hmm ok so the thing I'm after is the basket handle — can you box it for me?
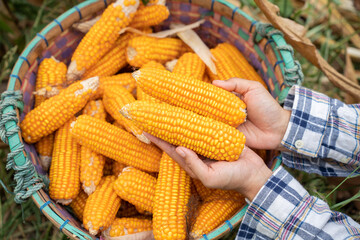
[253,22,304,103]
[0,90,44,204]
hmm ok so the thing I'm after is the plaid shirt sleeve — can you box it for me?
[280,85,360,177]
[236,166,360,240]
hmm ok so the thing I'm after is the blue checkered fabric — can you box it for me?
[236,166,360,239]
[281,86,360,177]
[236,86,360,239]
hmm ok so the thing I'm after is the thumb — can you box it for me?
[176,147,209,180]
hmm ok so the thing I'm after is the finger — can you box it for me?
[143,133,197,177]
[143,132,173,151]
[212,78,261,95]
[176,147,211,182]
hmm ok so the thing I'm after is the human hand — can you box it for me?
[145,133,273,201]
[213,79,291,150]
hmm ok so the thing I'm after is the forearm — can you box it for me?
[236,166,360,239]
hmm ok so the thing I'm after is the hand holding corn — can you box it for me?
[145,131,272,201]
[213,78,291,150]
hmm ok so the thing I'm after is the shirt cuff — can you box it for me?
[281,85,331,158]
[238,166,309,239]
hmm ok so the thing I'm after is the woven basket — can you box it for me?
[1,0,303,239]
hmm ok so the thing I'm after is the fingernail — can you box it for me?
[176,148,186,158]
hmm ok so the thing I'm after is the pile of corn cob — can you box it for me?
[20,0,268,239]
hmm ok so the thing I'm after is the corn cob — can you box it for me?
[121,101,245,161]
[113,121,125,130]
[153,153,191,240]
[216,43,267,88]
[193,179,215,200]
[103,158,114,176]
[49,117,80,205]
[113,167,156,213]
[34,57,67,107]
[165,59,178,72]
[35,134,54,172]
[103,85,149,143]
[117,201,140,218]
[130,5,169,28]
[82,33,131,79]
[132,68,247,127]
[191,197,245,238]
[172,52,205,80]
[34,57,67,171]
[137,61,165,102]
[127,26,153,39]
[194,178,244,202]
[21,77,99,143]
[102,217,153,239]
[91,73,137,100]
[83,176,121,235]
[112,161,127,176]
[80,138,106,195]
[70,115,162,172]
[70,190,88,221]
[67,0,139,81]
[126,36,186,67]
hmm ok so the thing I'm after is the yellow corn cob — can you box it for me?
[193,179,215,200]
[193,179,243,202]
[153,153,191,240]
[82,33,131,79]
[113,121,125,130]
[83,100,107,119]
[216,43,267,88]
[113,167,156,213]
[130,5,169,28]
[83,176,121,235]
[102,217,152,238]
[70,190,88,221]
[91,73,137,100]
[21,77,99,143]
[173,52,205,80]
[126,36,186,67]
[67,0,139,81]
[49,117,80,205]
[80,143,106,195]
[121,101,246,161]
[103,85,149,143]
[207,46,241,81]
[70,115,162,172]
[34,57,67,107]
[112,161,127,176]
[34,57,67,171]
[137,61,165,102]
[191,197,245,238]
[132,68,247,127]
[35,134,54,171]
[103,158,114,176]
[117,201,140,218]
[127,26,153,39]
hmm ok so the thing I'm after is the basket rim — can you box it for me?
[3,0,298,239]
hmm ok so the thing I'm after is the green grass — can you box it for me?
[0,0,359,239]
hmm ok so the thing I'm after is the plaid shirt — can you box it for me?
[236,86,360,239]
